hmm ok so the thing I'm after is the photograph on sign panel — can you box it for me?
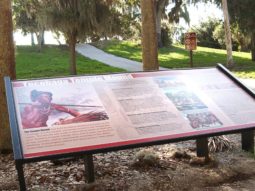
[183,110,223,129]
[165,89,207,111]
[154,76,186,88]
[154,76,207,111]
[152,75,224,129]
[15,85,109,129]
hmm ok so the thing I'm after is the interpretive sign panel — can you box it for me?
[9,66,255,159]
[185,32,197,50]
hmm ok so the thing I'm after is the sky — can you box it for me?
[13,2,223,45]
[182,2,223,27]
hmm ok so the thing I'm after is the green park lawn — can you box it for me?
[16,42,255,79]
[16,45,125,79]
[100,40,255,79]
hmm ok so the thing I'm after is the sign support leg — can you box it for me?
[189,50,193,68]
[196,137,209,158]
[241,130,254,153]
[84,154,95,183]
[15,161,26,191]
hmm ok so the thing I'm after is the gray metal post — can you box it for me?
[196,137,209,158]
[84,154,95,183]
[241,130,254,153]
[15,161,26,191]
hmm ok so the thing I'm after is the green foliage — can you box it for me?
[227,0,255,32]
[13,0,47,47]
[227,0,255,60]
[41,1,113,39]
[114,1,141,40]
[231,23,250,52]
[13,0,37,34]
[213,21,248,51]
[15,45,125,79]
[191,18,222,49]
[212,23,225,48]
[190,18,245,51]
[36,0,124,74]
[101,40,255,78]
[168,0,190,24]
[161,21,173,47]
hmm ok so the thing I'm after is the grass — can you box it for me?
[100,40,255,79]
[16,45,125,79]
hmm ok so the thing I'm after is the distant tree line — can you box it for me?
[190,0,255,61]
[186,18,248,52]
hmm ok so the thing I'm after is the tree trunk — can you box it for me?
[0,0,16,151]
[68,32,77,75]
[222,0,234,68]
[31,32,35,46]
[41,30,45,45]
[156,0,167,48]
[251,32,255,61]
[36,29,45,52]
[141,0,159,71]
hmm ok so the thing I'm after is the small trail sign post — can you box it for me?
[184,32,197,67]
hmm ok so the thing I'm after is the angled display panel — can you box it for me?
[10,66,255,158]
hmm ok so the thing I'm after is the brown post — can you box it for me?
[190,50,193,68]
[0,0,16,151]
[141,0,159,71]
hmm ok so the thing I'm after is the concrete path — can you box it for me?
[76,43,166,71]
[76,43,255,90]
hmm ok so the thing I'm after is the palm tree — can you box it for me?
[222,0,234,67]
[41,0,117,75]
[141,0,159,71]
[0,0,16,150]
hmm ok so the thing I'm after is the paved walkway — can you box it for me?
[76,43,166,71]
[76,43,255,90]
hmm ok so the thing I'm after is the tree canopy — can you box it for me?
[33,0,121,75]
[227,0,255,60]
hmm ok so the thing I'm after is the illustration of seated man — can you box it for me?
[21,90,109,128]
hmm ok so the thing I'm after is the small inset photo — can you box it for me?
[185,111,223,129]
[165,90,207,111]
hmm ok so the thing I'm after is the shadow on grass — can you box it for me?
[16,45,125,79]
[94,40,255,78]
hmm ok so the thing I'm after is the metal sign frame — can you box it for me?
[4,64,255,190]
